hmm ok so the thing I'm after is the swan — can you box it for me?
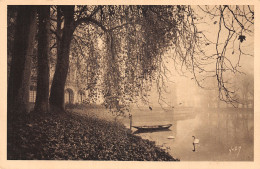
[192,136,199,152]
[192,136,199,144]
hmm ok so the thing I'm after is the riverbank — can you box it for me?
[121,107,254,161]
[7,108,178,161]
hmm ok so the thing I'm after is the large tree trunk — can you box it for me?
[34,6,50,113]
[7,6,37,116]
[49,6,75,111]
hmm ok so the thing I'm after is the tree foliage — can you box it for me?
[7,5,254,114]
[65,5,207,114]
[66,5,253,112]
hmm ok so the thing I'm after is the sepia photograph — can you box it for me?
[1,0,259,169]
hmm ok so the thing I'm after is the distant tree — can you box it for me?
[237,74,254,108]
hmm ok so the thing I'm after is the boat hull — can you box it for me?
[132,124,172,132]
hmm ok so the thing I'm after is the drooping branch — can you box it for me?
[66,5,253,112]
[74,16,108,32]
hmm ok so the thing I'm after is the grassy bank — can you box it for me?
[7,109,178,161]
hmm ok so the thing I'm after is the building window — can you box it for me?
[29,90,36,103]
[78,90,85,103]
[65,91,69,103]
[65,88,74,104]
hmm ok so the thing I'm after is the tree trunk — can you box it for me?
[34,6,50,113]
[7,6,37,116]
[49,6,75,111]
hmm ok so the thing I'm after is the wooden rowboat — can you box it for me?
[132,124,172,132]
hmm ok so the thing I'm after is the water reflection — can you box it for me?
[182,109,254,161]
[124,108,253,161]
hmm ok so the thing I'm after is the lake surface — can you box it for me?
[122,107,254,161]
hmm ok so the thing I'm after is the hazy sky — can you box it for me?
[145,6,254,108]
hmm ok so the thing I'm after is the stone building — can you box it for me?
[29,64,87,108]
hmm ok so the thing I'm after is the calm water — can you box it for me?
[122,107,254,161]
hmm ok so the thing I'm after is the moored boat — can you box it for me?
[132,124,172,132]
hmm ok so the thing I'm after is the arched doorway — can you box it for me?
[65,88,74,104]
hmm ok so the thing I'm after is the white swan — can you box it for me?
[192,136,199,144]
[192,136,199,152]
